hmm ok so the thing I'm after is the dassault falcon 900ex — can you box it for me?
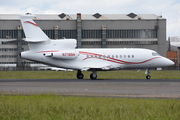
[19,14,174,80]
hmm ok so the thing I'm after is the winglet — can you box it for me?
[19,14,49,42]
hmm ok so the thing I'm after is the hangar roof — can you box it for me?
[0,13,165,20]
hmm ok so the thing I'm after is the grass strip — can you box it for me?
[0,94,180,120]
[0,70,179,79]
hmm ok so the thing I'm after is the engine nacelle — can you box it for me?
[51,50,78,59]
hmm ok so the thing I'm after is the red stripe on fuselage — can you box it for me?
[79,51,161,65]
[24,21,38,27]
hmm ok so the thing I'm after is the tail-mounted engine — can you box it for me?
[51,50,78,59]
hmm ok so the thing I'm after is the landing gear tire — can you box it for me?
[146,75,151,80]
[77,70,84,79]
[90,73,97,79]
[77,73,84,79]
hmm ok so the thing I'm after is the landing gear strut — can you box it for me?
[90,70,97,79]
[145,69,151,80]
[76,70,84,79]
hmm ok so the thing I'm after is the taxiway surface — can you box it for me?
[0,79,180,98]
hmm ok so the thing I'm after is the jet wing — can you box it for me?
[81,65,120,71]
[102,65,114,70]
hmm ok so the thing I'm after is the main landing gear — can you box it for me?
[76,70,84,79]
[90,70,97,79]
[76,70,97,79]
[145,69,151,80]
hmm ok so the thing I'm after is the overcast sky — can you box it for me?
[0,0,180,39]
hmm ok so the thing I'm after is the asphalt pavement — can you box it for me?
[0,79,180,98]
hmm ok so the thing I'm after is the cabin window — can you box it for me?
[87,55,89,58]
[91,55,93,58]
[112,55,114,58]
[116,55,118,58]
[124,55,126,58]
[132,55,134,58]
[120,55,122,58]
[99,55,101,58]
[128,55,130,58]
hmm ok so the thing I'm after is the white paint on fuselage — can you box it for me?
[21,45,174,70]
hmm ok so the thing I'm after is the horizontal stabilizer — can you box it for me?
[23,38,48,42]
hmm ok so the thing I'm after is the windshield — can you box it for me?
[152,52,160,56]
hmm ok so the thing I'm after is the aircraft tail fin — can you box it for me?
[19,14,49,42]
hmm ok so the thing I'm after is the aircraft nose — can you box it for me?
[165,58,175,66]
[170,60,175,66]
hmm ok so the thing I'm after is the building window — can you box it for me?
[82,41,102,45]
[0,30,18,39]
[82,30,102,39]
[0,55,16,58]
[0,48,18,52]
[106,40,158,45]
[43,30,54,39]
[58,30,76,39]
[106,29,157,39]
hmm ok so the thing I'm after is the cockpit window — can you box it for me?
[152,52,160,56]
[152,53,156,56]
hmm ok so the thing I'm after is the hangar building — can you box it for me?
[167,36,180,66]
[0,13,166,67]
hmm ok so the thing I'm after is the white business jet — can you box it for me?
[19,14,174,80]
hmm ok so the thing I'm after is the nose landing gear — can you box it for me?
[145,69,151,80]
[146,75,151,79]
